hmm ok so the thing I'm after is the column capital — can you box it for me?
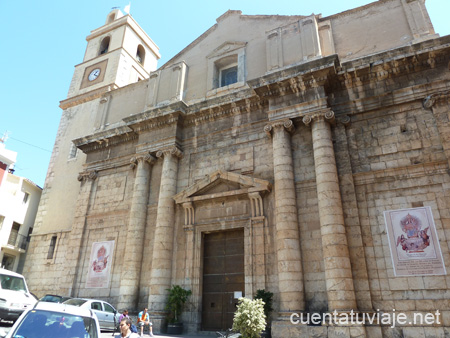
[182,202,195,229]
[129,153,157,169]
[77,170,98,182]
[337,115,351,126]
[248,192,264,217]
[264,119,294,137]
[302,109,335,126]
[156,146,183,159]
[423,90,450,109]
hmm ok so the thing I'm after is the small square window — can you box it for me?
[220,66,238,87]
[69,143,78,159]
[23,192,29,204]
[47,235,57,260]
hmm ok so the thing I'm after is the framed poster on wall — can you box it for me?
[384,206,446,276]
[86,240,115,288]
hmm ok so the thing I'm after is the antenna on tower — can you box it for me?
[0,131,10,144]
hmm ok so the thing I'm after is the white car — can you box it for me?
[0,268,37,321]
[0,301,101,338]
[63,298,120,331]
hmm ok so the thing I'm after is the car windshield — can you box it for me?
[0,274,27,292]
[63,299,87,306]
[40,295,62,303]
[12,309,98,338]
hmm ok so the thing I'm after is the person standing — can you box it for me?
[137,308,154,337]
[116,318,140,338]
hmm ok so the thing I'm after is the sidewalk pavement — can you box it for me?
[102,332,217,338]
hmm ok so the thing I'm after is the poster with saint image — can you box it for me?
[384,207,446,276]
[86,240,115,288]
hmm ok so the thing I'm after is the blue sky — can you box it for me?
[1,0,449,188]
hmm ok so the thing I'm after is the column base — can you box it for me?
[149,312,167,334]
[271,311,367,338]
[270,322,450,338]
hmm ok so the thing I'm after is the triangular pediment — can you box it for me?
[206,41,247,59]
[174,170,271,204]
[191,179,244,196]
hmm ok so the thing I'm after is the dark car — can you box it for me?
[39,294,72,303]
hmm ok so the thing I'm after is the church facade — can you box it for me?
[23,1,450,337]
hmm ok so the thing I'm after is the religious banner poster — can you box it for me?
[86,240,115,288]
[384,206,446,276]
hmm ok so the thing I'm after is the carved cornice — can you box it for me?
[156,146,183,159]
[264,119,294,137]
[423,90,450,109]
[337,38,450,89]
[59,84,119,110]
[77,170,98,182]
[302,110,335,126]
[248,55,338,98]
[184,96,268,126]
[353,161,448,186]
[124,110,183,133]
[129,153,157,169]
[73,126,137,153]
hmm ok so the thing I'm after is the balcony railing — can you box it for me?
[7,232,28,250]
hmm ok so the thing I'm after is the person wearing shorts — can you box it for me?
[137,308,153,337]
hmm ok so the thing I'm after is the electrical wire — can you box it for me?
[8,136,52,153]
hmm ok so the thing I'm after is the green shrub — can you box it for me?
[254,289,273,322]
[165,285,192,323]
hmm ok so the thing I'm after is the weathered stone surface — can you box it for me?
[22,1,450,337]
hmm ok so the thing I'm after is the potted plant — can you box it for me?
[165,285,192,335]
[232,297,266,338]
[254,289,273,338]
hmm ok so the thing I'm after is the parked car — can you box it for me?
[0,268,37,322]
[39,294,72,303]
[0,301,100,338]
[63,298,120,331]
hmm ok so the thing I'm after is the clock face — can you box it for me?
[88,68,101,81]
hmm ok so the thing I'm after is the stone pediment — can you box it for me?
[173,170,271,204]
[206,41,247,59]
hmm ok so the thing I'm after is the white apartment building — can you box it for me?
[0,142,42,272]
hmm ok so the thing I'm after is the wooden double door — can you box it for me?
[202,229,244,331]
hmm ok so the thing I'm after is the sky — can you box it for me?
[1,0,449,188]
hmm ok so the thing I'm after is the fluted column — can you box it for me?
[264,119,304,313]
[148,146,182,313]
[118,154,156,310]
[303,110,357,311]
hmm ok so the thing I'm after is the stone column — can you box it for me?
[303,110,357,311]
[264,119,305,313]
[117,154,155,310]
[424,93,450,167]
[66,170,98,296]
[148,146,182,313]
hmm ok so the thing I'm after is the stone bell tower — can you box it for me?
[23,8,161,298]
[66,8,160,100]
